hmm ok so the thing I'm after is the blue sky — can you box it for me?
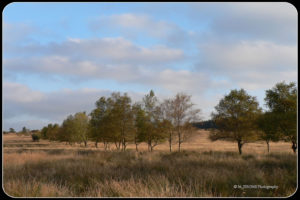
[3,2,297,131]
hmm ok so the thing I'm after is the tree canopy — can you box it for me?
[210,89,262,154]
[265,81,297,153]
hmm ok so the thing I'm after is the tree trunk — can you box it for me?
[135,143,138,152]
[121,138,126,152]
[178,133,181,152]
[169,133,172,152]
[150,143,154,152]
[104,141,107,151]
[237,140,243,155]
[84,140,87,147]
[123,143,126,151]
[114,141,119,150]
[292,141,297,153]
[177,125,182,152]
[134,137,139,152]
[95,141,98,148]
[115,141,121,151]
[148,140,151,152]
[266,140,270,153]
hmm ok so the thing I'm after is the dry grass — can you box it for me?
[3,130,293,153]
[3,130,297,197]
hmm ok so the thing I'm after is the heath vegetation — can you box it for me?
[3,81,297,197]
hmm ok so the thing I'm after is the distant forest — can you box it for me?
[192,120,217,130]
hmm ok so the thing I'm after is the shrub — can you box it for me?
[32,133,40,142]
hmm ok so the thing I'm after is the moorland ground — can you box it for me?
[3,130,297,197]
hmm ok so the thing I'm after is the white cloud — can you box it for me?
[197,40,297,90]
[4,81,210,130]
[189,2,297,44]
[202,40,296,69]
[3,22,36,44]
[89,13,190,47]
[3,81,107,121]
[4,54,215,97]
[106,13,172,38]
[152,69,211,94]
[4,37,184,66]
[3,82,146,130]
[3,82,45,103]
[90,13,170,37]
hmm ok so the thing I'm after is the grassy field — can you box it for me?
[3,130,297,197]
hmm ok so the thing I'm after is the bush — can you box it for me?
[32,133,40,142]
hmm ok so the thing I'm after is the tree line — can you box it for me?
[7,81,296,154]
[210,81,297,154]
[38,90,200,152]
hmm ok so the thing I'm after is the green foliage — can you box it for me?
[109,92,135,151]
[137,90,167,151]
[264,81,297,153]
[40,126,48,139]
[265,82,297,113]
[210,89,262,154]
[9,128,16,133]
[60,115,77,144]
[89,97,112,146]
[31,133,40,142]
[59,112,89,145]
[256,112,280,144]
[73,112,89,146]
[40,124,60,140]
[22,126,29,134]
[89,90,171,152]
[48,124,60,141]
[132,103,148,145]
[89,93,135,151]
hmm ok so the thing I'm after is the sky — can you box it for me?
[2,2,298,131]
